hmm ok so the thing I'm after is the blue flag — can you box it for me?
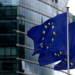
[39,51,65,66]
[69,22,75,58]
[27,12,67,55]
[54,57,75,70]
[54,22,75,70]
[38,22,75,66]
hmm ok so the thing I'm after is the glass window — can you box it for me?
[0,23,5,33]
[6,0,12,5]
[11,47,16,55]
[52,0,54,2]
[6,47,10,55]
[6,0,11,3]
[19,34,25,45]
[0,0,6,4]
[12,1,17,6]
[12,7,17,15]
[55,0,58,3]
[6,7,11,15]
[0,7,6,15]
[0,47,4,55]
[6,15,12,20]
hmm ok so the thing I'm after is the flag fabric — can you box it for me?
[38,51,65,66]
[38,22,75,66]
[27,12,67,55]
[54,58,75,70]
[27,10,75,68]
[54,22,75,70]
[69,22,75,58]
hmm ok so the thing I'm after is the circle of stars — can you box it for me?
[40,22,56,50]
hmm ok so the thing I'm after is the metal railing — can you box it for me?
[16,44,34,51]
[17,4,73,19]
[39,0,64,12]
[17,17,38,26]
[16,57,72,75]
[16,71,31,75]
[39,0,73,19]
[16,29,72,75]
[17,4,51,18]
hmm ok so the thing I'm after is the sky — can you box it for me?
[54,1,75,75]
[68,0,75,15]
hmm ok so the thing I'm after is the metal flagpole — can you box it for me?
[66,7,70,75]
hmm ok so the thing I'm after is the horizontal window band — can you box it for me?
[17,4,73,19]
[39,0,73,19]
[16,71,30,75]
[39,0,64,12]
[17,4,51,18]
[16,57,72,75]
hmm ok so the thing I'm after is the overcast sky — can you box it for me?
[68,0,75,15]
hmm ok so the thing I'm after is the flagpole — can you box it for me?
[66,7,70,75]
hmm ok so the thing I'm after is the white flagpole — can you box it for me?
[66,7,70,75]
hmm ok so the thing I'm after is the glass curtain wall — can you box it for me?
[0,5,17,75]
[0,0,24,75]
[18,0,57,75]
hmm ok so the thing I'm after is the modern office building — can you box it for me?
[0,0,73,75]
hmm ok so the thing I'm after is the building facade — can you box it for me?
[0,0,73,75]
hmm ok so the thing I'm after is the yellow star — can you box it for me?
[52,38,54,41]
[71,62,73,66]
[74,61,75,62]
[54,53,57,56]
[43,31,45,34]
[64,58,67,61]
[52,26,54,29]
[58,54,60,57]
[45,25,47,28]
[48,22,50,25]
[40,43,43,45]
[53,32,56,35]
[52,22,53,24]
[42,37,44,40]
[60,51,62,54]
[41,46,43,48]
[46,46,49,49]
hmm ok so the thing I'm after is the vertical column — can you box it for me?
[66,7,70,75]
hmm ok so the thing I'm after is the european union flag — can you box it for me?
[69,22,75,58]
[27,12,67,55]
[54,22,75,70]
[39,51,64,66]
[54,57,75,70]
[39,22,75,66]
